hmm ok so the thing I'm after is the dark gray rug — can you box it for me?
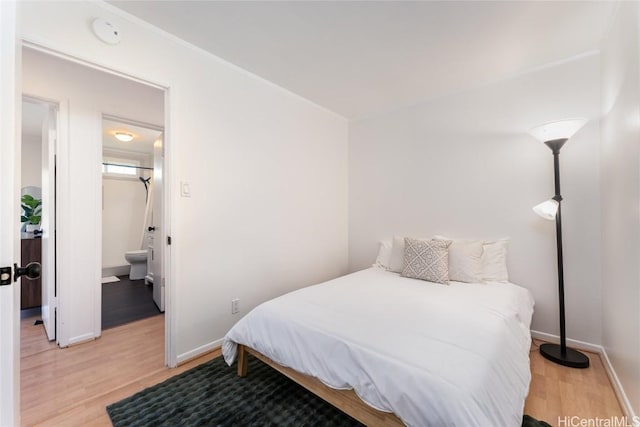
[106,356,551,426]
[107,356,362,426]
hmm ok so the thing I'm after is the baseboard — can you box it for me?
[599,346,636,420]
[65,332,98,347]
[531,330,636,419]
[102,265,129,277]
[530,330,602,353]
[176,338,223,365]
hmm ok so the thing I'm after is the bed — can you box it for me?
[222,267,534,426]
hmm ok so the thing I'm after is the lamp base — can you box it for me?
[539,343,589,369]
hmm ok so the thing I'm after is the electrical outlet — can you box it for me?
[231,298,240,314]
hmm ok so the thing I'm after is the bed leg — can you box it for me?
[237,344,248,377]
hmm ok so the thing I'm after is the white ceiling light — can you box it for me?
[114,132,134,142]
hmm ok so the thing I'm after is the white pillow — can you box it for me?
[435,235,509,283]
[389,235,406,273]
[481,239,509,282]
[373,240,392,270]
[433,235,483,283]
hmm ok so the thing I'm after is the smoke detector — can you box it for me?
[92,18,121,45]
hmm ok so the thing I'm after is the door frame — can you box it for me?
[22,94,61,343]
[100,113,166,312]
[21,41,177,367]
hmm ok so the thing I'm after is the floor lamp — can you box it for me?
[529,118,590,369]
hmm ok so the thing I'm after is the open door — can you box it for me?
[0,1,21,424]
[152,133,164,312]
[40,104,57,341]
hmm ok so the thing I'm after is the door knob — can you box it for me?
[148,226,156,232]
[14,262,41,282]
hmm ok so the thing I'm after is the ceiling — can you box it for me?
[110,1,615,119]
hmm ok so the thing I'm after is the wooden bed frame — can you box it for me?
[237,344,404,426]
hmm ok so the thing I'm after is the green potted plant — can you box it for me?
[21,194,42,233]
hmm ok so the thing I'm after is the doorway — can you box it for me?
[21,46,167,348]
[20,97,57,343]
[18,47,172,423]
[0,8,178,421]
[101,117,165,329]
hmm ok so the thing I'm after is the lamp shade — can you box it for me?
[528,118,587,143]
[533,199,559,220]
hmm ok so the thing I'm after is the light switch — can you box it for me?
[181,181,191,197]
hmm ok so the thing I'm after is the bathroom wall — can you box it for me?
[101,151,152,274]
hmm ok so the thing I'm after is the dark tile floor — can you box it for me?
[102,275,161,330]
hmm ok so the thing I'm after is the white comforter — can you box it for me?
[223,268,534,427]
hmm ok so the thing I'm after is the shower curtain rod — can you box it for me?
[102,162,154,171]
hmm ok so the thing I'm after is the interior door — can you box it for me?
[152,133,164,311]
[0,1,21,424]
[40,104,56,341]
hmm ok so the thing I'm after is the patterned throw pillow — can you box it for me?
[401,237,451,284]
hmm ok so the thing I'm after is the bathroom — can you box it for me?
[101,117,164,329]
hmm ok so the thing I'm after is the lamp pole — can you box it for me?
[538,138,589,368]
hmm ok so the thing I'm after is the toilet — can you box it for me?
[124,250,148,280]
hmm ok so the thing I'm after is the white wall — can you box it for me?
[349,54,602,344]
[21,134,41,189]
[19,1,348,359]
[102,149,152,270]
[102,175,149,269]
[600,1,640,415]
[22,48,164,346]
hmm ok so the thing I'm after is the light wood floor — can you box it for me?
[20,314,219,426]
[525,339,623,423]
[20,315,623,426]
